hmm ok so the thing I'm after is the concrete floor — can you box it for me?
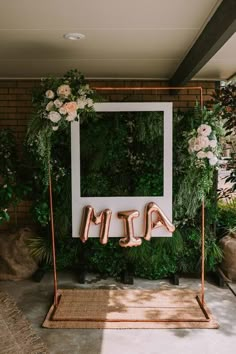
[0,272,236,354]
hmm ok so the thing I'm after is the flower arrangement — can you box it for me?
[188,123,220,167]
[36,69,95,131]
[27,69,97,186]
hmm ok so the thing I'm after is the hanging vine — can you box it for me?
[27,69,97,186]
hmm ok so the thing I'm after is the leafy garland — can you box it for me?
[27,71,225,222]
[174,104,225,224]
[211,83,236,135]
[27,69,96,185]
[212,83,236,193]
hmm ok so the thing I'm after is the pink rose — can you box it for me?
[63,101,78,114]
[193,136,209,151]
[197,124,212,137]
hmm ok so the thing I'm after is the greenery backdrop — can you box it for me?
[1,71,234,280]
[81,111,164,197]
[25,94,224,278]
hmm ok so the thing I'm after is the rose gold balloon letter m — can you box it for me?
[79,205,112,245]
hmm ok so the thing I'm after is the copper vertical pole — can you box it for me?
[201,198,205,304]
[48,160,58,307]
[199,91,205,305]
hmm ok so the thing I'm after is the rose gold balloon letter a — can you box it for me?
[144,202,175,241]
[79,205,112,245]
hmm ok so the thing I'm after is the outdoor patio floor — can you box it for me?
[1,272,236,354]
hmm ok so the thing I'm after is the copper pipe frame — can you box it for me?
[48,85,206,317]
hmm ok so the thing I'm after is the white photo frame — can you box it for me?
[71,102,173,238]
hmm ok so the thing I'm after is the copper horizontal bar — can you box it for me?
[92,86,203,109]
[93,86,203,90]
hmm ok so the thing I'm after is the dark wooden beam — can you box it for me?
[169,0,236,86]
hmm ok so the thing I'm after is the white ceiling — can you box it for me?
[0,0,235,80]
[195,32,236,80]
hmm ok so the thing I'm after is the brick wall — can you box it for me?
[0,79,217,230]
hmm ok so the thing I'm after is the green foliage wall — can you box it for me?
[80,111,164,197]
[0,129,31,226]
[26,105,223,279]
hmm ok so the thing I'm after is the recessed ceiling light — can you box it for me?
[63,33,85,41]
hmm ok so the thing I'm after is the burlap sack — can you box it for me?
[219,231,236,281]
[0,228,38,280]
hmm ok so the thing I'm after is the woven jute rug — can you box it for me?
[43,288,219,329]
[0,291,48,354]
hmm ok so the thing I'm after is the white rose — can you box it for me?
[209,156,218,166]
[66,112,77,122]
[193,143,201,151]
[194,136,209,150]
[197,151,206,159]
[209,139,217,148]
[54,99,63,108]
[77,102,86,109]
[45,90,55,99]
[57,84,71,98]
[86,98,94,107]
[48,111,61,123]
[52,126,59,131]
[197,124,212,137]
[77,97,86,109]
[46,101,54,111]
[206,151,214,159]
[59,107,67,115]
